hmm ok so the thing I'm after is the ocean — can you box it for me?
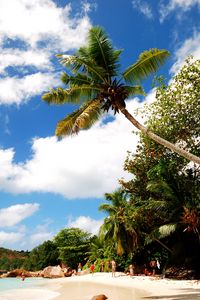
[0,277,60,300]
[0,277,47,292]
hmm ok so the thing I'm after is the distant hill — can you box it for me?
[0,247,29,271]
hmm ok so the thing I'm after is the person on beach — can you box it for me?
[111,260,116,277]
[107,260,112,272]
[143,263,149,276]
[90,263,95,275]
[100,261,105,272]
[21,272,26,281]
[77,262,82,273]
[129,264,134,276]
[150,259,157,276]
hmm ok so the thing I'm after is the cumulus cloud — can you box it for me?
[0,231,24,246]
[132,0,153,19]
[0,203,39,227]
[0,72,60,105]
[0,225,54,250]
[67,216,103,235]
[159,0,200,22]
[0,49,51,74]
[0,98,150,198]
[170,32,200,74]
[0,0,92,105]
[0,0,91,49]
[29,224,54,245]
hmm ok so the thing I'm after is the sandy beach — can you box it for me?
[50,273,200,300]
[0,273,199,300]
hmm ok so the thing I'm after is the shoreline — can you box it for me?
[41,272,200,300]
[0,273,199,300]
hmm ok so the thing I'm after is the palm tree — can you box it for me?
[143,164,200,250]
[99,189,138,256]
[42,26,200,165]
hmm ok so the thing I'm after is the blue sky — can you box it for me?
[0,0,199,250]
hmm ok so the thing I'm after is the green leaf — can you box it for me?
[87,26,122,78]
[42,85,101,105]
[56,99,102,136]
[124,85,146,97]
[57,54,107,83]
[42,88,70,104]
[123,49,170,83]
[158,223,177,238]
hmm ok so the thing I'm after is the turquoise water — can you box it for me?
[0,277,47,292]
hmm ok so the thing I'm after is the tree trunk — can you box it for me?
[154,238,172,253]
[119,107,200,165]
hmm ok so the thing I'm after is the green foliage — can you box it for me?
[119,59,200,273]
[123,49,169,83]
[147,57,200,157]
[54,228,92,269]
[99,189,138,256]
[87,235,107,262]
[56,99,102,136]
[23,240,59,271]
[0,248,29,271]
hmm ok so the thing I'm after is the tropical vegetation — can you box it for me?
[0,36,199,280]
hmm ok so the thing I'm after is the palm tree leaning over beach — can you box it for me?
[42,26,200,165]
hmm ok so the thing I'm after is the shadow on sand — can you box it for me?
[142,288,200,299]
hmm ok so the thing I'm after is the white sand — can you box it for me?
[46,273,200,300]
[0,273,199,300]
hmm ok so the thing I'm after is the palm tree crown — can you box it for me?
[99,189,138,256]
[42,26,200,165]
[43,26,168,135]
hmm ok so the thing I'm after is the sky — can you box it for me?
[0,0,199,251]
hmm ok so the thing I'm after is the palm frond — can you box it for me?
[123,49,170,83]
[55,99,102,136]
[144,198,169,212]
[158,223,177,238]
[99,219,114,242]
[145,223,176,246]
[63,73,93,86]
[42,85,101,105]
[56,54,107,83]
[147,180,176,200]
[98,204,115,214]
[42,88,71,104]
[124,85,145,97]
[87,26,122,78]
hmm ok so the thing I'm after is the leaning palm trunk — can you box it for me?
[153,237,172,253]
[42,26,200,165]
[119,106,200,165]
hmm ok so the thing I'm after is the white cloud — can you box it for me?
[159,0,200,22]
[0,98,149,198]
[29,228,54,245]
[0,0,91,49]
[0,221,54,250]
[170,32,200,74]
[0,72,60,104]
[0,49,51,74]
[0,231,24,245]
[67,216,103,235]
[0,203,39,227]
[0,0,92,105]
[132,0,153,19]
[168,0,200,10]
